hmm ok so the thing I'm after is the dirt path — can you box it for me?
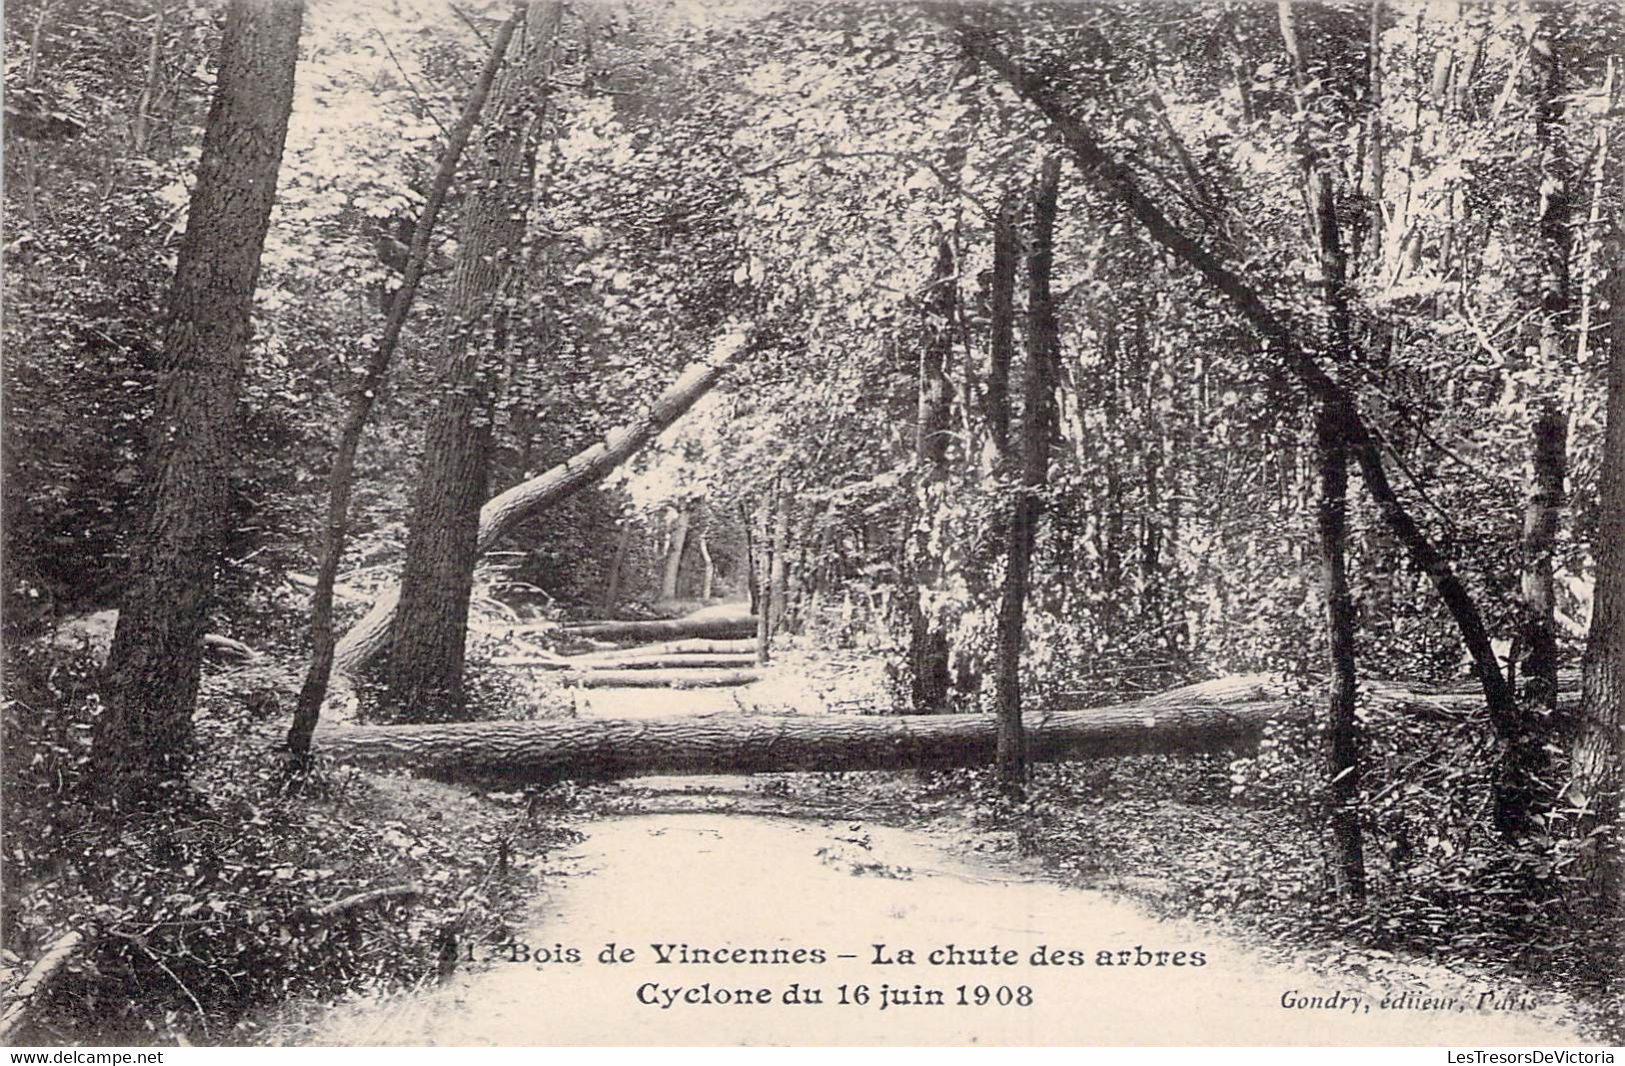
[299,806,1582,1046]
[293,632,1588,1046]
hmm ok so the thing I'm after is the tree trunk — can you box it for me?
[954,20,1534,836]
[288,13,520,757]
[661,508,690,600]
[1361,0,1386,264]
[561,616,757,643]
[699,533,715,600]
[93,0,304,792]
[985,189,1018,456]
[573,637,756,658]
[741,501,760,615]
[907,226,956,713]
[1519,22,1574,725]
[995,154,1062,792]
[1317,395,1367,899]
[1567,257,1625,911]
[769,494,790,635]
[333,327,755,674]
[317,690,1296,790]
[383,1,562,723]
[603,520,634,609]
[552,668,762,690]
[500,653,756,671]
[907,58,978,714]
[1280,0,1367,900]
[754,494,776,664]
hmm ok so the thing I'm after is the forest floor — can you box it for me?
[262,633,1611,1047]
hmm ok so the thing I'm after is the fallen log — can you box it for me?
[590,638,758,657]
[559,616,758,643]
[316,694,1294,788]
[496,653,758,671]
[0,930,83,1043]
[202,633,260,663]
[312,882,422,919]
[561,668,763,689]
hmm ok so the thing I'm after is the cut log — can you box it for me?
[559,616,758,643]
[582,638,758,657]
[316,694,1293,788]
[496,652,758,671]
[333,326,758,675]
[561,668,762,689]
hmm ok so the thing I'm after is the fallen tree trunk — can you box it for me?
[333,326,758,675]
[496,652,758,671]
[560,668,762,689]
[579,637,758,658]
[558,616,758,643]
[0,930,83,1044]
[314,671,1584,790]
[614,637,760,653]
[317,693,1292,788]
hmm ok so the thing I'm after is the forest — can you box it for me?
[1,0,1621,1047]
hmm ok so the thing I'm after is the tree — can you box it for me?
[1518,19,1575,726]
[332,329,757,675]
[93,0,304,792]
[287,10,521,758]
[1567,257,1624,911]
[949,12,1542,837]
[906,58,979,714]
[1278,0,1366,900]
[994,154,1061,792]
[382,1,562,722]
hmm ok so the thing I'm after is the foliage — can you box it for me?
[1,642,576,1043]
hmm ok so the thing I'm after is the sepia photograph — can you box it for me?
[1,0,1621,1048]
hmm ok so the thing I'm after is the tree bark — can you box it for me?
[985,189,1018,456]
[1316,395,1367,899]
[1360,0,1386,265]
[333,328,755,674]
[699,533,715,600]
[908,229,956,713]
[661,508,690,600]
[603,520,634,609]
[995,154,1062,793]
[552,668,762,689]
[573,637,756,658]
[769,494,790,634]
[1280,0,1367,900]
[1519,22,1574,724]
[499,653,756,671]
[907,57,978,714]
[94,0,304,791]
[756,492,775,664]
[288,12,520,757]
[384,1,562,723]
[952,17,1536,836]
[1566,257,1625,911]
[741,501,761,614]
[317,692,1296,789]
[560,615,758,643]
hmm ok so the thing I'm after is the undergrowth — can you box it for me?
[1,643,579,1045]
